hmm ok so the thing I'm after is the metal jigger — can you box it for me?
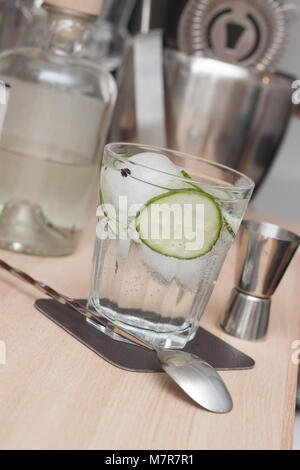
[221,220,300,341]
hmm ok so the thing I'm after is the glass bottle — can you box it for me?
[82,0,136,73]
[82,16,128,73]
[0,0,117,256]
[0,1,48,52]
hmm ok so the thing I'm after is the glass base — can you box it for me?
[0,200,80,256]
[87,302,196,350]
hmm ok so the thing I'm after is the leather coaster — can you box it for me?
[35,299,255,373]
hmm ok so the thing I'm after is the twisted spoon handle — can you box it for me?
[0,259,151,350]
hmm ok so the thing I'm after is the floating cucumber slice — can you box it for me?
[223,217,236,238]
[112,155,131,167]
[181,170,236,237]
[222,212,240,236]
[136,189,222,260]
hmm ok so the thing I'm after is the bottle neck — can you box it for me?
[44,6,94,56]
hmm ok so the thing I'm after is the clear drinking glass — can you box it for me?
[88,143,254,349]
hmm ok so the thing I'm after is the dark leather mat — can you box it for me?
[35,299,255,373]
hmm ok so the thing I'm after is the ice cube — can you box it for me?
[101,152,208,287]
[138,242,178,285]
[101,152,186,216]
[117,239,131,264]
[138,241,206,290]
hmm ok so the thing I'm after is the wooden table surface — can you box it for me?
[0,213,299,450]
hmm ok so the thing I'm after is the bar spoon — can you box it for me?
[0,259,233,413]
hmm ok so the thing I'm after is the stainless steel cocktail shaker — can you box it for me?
[110,0,299,190]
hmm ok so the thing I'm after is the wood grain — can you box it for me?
[0,213,299,450]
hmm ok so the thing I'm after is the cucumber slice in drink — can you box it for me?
[223,216,236,238]
[136,189,222,260]
[181,170,236,237]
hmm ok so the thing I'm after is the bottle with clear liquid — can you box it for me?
[0,0,116,256]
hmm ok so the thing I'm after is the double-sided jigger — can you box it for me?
[221,220,300,341]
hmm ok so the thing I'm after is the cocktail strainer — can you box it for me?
[178,0,297,72]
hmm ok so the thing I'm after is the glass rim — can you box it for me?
[104,143,255,193]
[242,220,300,243]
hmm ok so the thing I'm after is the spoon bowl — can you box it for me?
[158,350,233,413]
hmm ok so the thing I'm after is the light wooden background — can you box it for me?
[0,213,299,450]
